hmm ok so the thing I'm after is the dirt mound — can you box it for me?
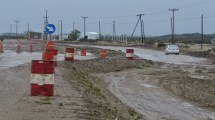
[159,64,215,109]
[73,57,153,73]
[59,60,148,120]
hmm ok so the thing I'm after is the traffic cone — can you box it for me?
[30,39,33,52]
[0,41,3,53]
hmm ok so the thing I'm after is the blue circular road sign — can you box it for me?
[45,24,56,34]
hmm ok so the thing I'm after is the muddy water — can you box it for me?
[97,69,215,120]
[66,44,208,64]
[0,50,96,70]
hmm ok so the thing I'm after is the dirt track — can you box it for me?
[96,66,215,120]
[0,39,144,120]
[1,39,215,120]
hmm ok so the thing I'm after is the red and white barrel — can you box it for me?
[42,51,54,61]
[126,49,134,60]
[31,60,55,96]
[100,49,107,58]
[0,41,3,53]
[30,39,33,52]
[65,48,75,62]
[17,39,21,53]
[46,41,55,51]
[81,49,86,56]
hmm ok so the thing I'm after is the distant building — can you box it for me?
[80,32,99,40]
[30,32,42,39]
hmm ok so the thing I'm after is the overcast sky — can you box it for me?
[0,0,214,36]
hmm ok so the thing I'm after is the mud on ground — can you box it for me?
[58,57,154,120]
[160,63,215,109]
[1,39,215,119]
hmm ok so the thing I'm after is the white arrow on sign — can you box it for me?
[47,26,54,32]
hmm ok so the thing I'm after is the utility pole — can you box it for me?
[112,21,114,41]
[171,17,173,44]
[44,10,49,41]
[141,19,146,43]
[112,20,116,41]
[58,22,60,40]
[15,20,19,39]
[99,21,101,41]
[169,8,178,44]
[137,14,144,43]
[82,16,88,39]
[73,21,75,31]
[140,16,144,43]
[10,24,12,37]
[28,23,30,39]
[60,20,63,40]
[201,14,204,50]
[131,14,144,43]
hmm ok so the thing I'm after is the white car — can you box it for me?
[165,45,179,55]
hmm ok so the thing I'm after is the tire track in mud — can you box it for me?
[98,69,215,120]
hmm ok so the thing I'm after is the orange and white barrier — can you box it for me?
[100,49,107,58]
[45,41,58,66]
[31,60,55,96]
[17,39,21,53]
[65,48,75,62]
[46,41,55,51]
[126,49,134,60]
[30,39,33,52]
[0,41,3,53]
[81,49,86,56]
[42,51,54,61]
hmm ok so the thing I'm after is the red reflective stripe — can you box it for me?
[31,84,54,96]
[31,60,55,74]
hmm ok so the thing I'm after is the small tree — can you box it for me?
[68,30,81,40]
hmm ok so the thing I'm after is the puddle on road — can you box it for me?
[181,102,193,108]
[141,84,154,88]
[0,50,96,70]
[190,75,208,80]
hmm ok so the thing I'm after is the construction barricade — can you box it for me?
[65,48,75,62]
[0,40,3,53]
[46,41,55,51]
[42,51,54,61]
[81,49,86,56]
[30,60,55,96]
[45,41,58,66]
[100,49,107,58]
[29,39,33,52]
[17,39,21,53]
[126,49,134,60]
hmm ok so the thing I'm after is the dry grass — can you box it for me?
[180,43,214,52]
